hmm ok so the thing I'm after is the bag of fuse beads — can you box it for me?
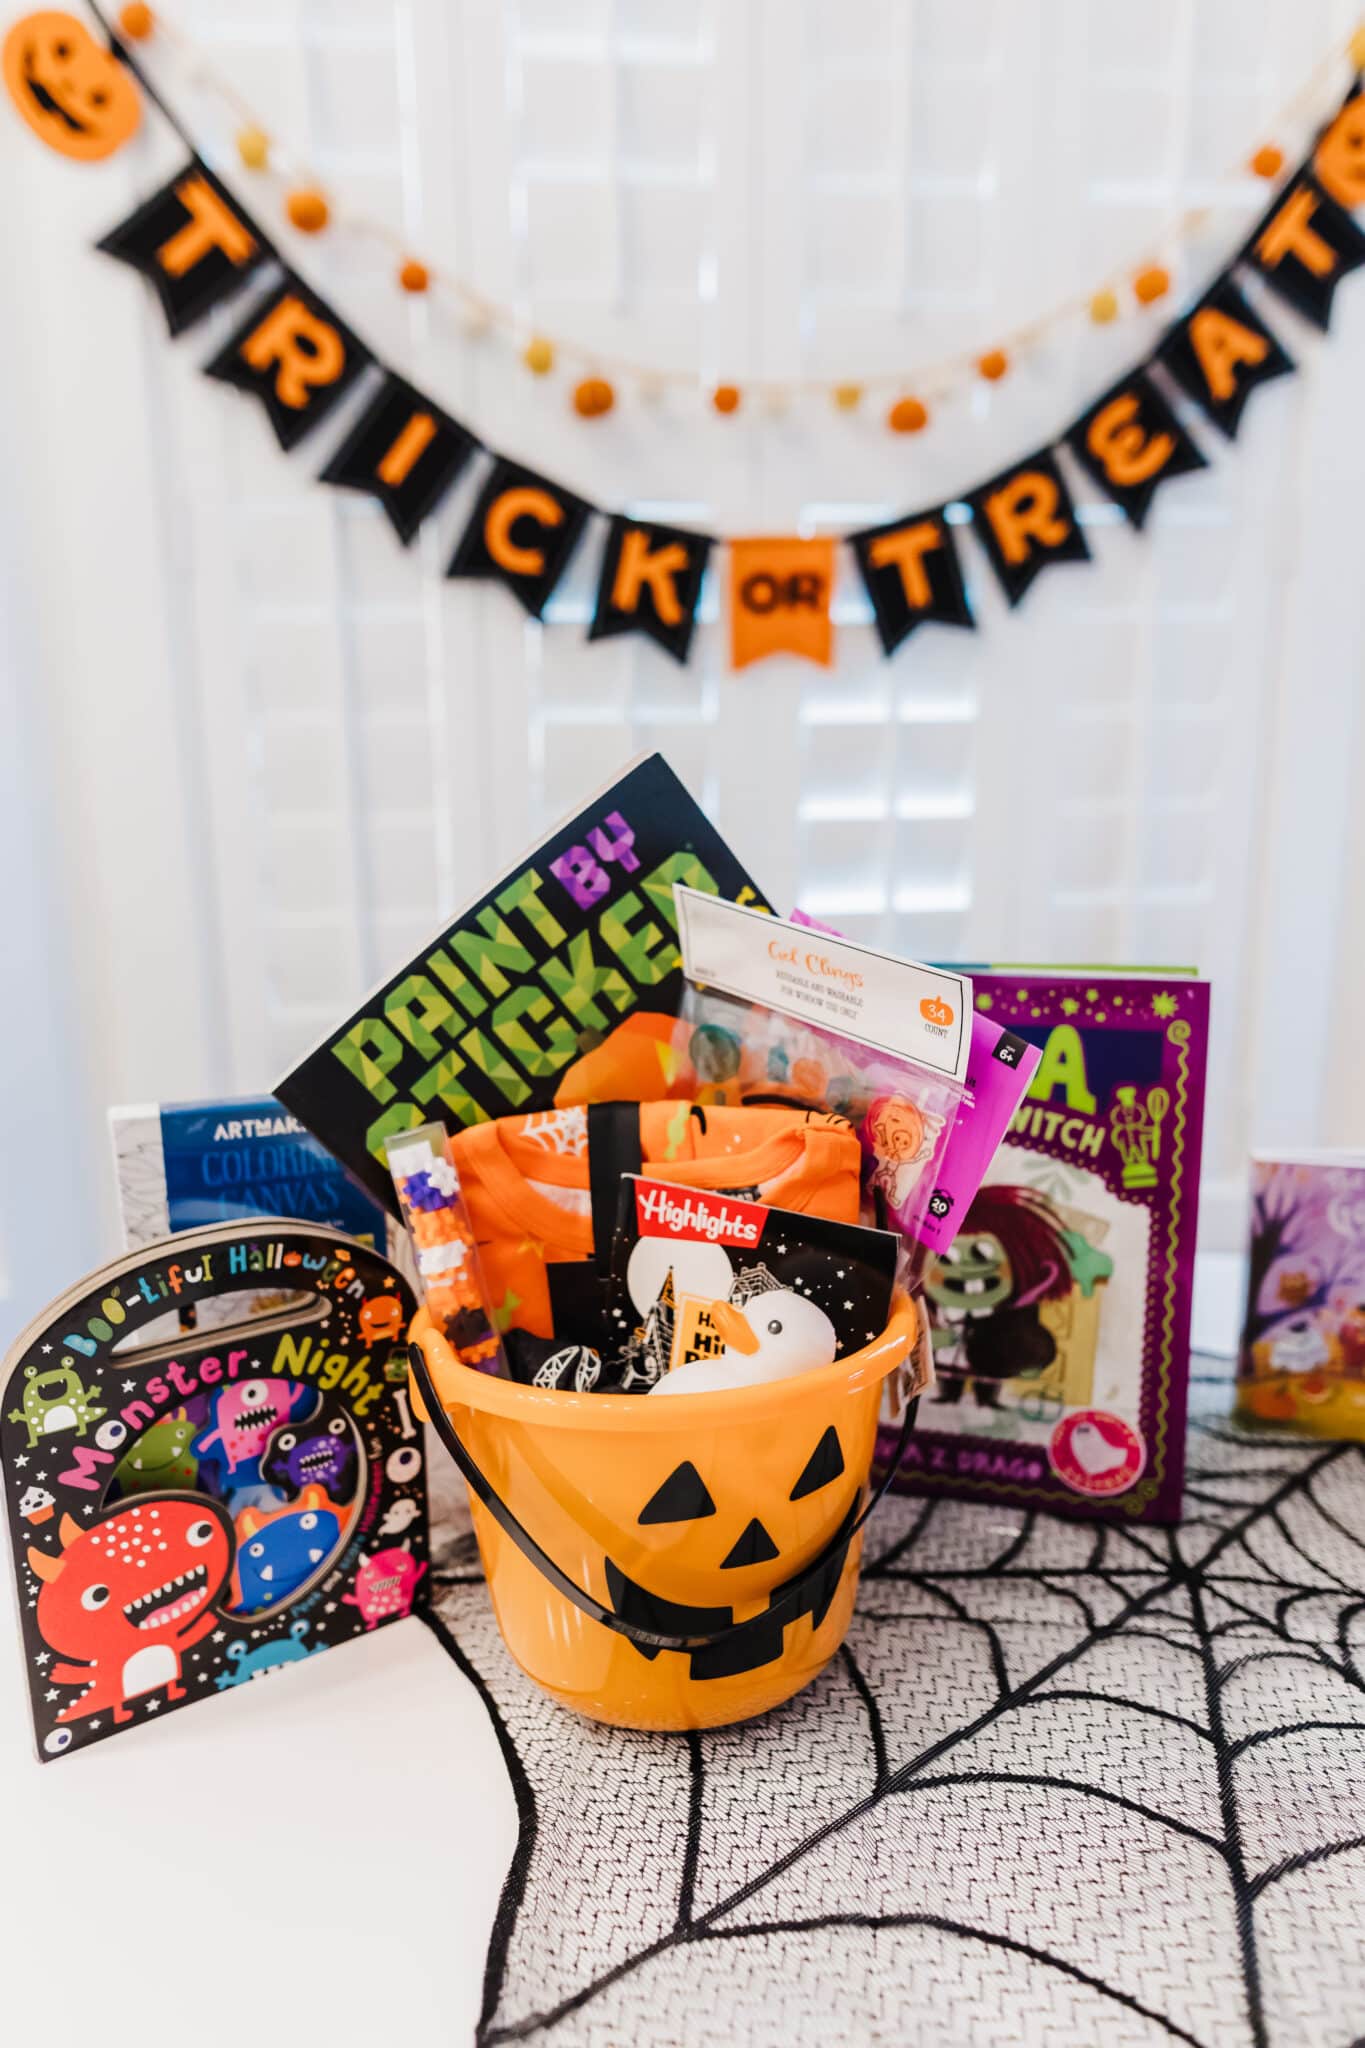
[384,1124,504,1371]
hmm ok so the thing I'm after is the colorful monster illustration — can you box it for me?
[215,1620,315,1689]
[343,1544,427,1629]
[231,1485,341,1612]
[8,1359,105,1449]
[111,1407,198,1497]
[924,1184,1076,1407]
[29,1498,232,1727]
[192,1377,314,1487]
[358,1292,405,1345]
[267,1414,355,1498]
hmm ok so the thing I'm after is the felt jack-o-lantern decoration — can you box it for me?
[3,11,141,160]
[1134,265,1171,306]
[573,376,614,418]
[888,395,928,434]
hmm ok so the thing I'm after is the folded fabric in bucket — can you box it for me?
[448,1099,862,1347]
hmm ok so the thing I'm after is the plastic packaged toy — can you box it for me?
[670,894,971,1261]
[384,1124,503,1371]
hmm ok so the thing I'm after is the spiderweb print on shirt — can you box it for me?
[517,1109,590,1159]
[425,1360,1365,2047]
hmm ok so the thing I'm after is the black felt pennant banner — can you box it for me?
[318,372,478,544]
[588,515,713,663]
[447,456,592,619]
[96,157,269,336]
[203,274,373,452]
[1242,173,1365,332]
[1155,276,1294,440]
[965,447,1090,609]
[1310,83,1365,213]
[1066,372,1208,531]
[848,508,974,656]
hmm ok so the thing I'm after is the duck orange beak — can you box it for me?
[707,1300,759,1354]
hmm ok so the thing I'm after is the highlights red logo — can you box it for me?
[634,1180,766,1247]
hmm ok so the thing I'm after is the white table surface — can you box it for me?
[0,1595,515,2047]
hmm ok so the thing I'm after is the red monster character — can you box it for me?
[924,1183,1077,1408]
[29,1497,233,1727]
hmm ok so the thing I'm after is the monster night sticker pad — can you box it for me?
[3,1221,426,1761]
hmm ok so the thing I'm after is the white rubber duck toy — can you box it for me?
[649,1291,838,1396]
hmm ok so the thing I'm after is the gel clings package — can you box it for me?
[792,911,1042,1262]
[669,889,971,1261]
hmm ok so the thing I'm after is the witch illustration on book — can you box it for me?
[923,1183,1079,1407]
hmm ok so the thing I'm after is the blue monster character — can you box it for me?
[215,1620,315,1689]
[266,1413,355,1499]
[231,1486,341,1613]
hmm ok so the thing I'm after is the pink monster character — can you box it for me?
[343,1545,427,1629]
[192,1378,313,1479]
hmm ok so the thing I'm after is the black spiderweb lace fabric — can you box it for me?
[426,1363,1365,2046]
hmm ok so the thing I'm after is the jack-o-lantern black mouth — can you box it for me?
[605,1496,856,1681]
[23,50,90,133]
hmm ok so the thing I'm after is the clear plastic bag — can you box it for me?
[672,982,966,1262]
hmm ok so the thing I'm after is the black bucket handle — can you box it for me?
[409,1342,916,1657]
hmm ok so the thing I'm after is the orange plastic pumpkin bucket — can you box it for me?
[408,1300,920,1731]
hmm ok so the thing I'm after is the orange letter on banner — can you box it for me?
[239,297,346,408]
[1314,98,1365,210]
[1187,308,1269,404]
[611,529,688,626]
[156,174,256,277]
[868,520,944,610]
[982,472,1069,567]
[377,412,438,487]
[1256,187,1337,279]
[729,536,836,670]
[485,488,563,577]
[1086,394,1174,488]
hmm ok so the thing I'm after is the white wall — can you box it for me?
[3,0,1364,1349]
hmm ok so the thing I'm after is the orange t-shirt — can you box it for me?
[449,1101,861,1340]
